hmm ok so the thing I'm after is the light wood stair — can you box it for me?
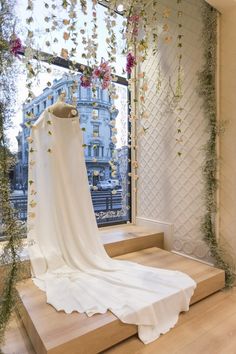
[100,225,164,257]
[15,230,225,354]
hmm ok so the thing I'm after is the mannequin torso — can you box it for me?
[48,92,78,118]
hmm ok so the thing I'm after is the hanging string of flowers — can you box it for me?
[162,6,172,44]
[151,0,158,56]
[175,0,184,156]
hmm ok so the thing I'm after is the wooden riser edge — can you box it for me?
[103,232,164,257]
[190,271,225,304]
[17,299,47,354]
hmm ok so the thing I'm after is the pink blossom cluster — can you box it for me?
[93,60,112,89]
[80,60,112,90]
[10,35,23,58]
[128,14,140,23]
[128,14,140,38]
[126,52,136,74]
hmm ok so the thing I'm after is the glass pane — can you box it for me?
[16,0,127,77]
[8,62,130,234]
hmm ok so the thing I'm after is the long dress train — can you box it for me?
[27,110,196,344]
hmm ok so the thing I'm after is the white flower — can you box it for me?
[93,170,99,176]
[27,137,33,143]
[111,136,117,144]
[110,120,116,127]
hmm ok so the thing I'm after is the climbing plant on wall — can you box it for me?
[0,0,25,348]
[197,1,234,286]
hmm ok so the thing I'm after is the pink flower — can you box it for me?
[100,61,110,72]
[80,75,91,88]
[92,60,112,89]
[10,35,23,58]
[126,52,136,74]
[128,15,140,23]
[103,71,111,81]
[93,67,102,79]
[102,80,110,89]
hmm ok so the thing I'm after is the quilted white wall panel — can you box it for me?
[137,0,212,261]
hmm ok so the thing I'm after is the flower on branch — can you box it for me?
[126,52,136,74]
[9,35,23,58]
[93,59,112,89]
[80,75,92,88]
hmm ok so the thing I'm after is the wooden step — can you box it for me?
[16,247,225,354]
[100,225,164,257]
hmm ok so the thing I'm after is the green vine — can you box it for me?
[0,0,25,349]
[198,1,234,287]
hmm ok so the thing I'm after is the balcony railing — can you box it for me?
[7,190,122,221]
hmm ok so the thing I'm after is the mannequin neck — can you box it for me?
[48,100,78,118]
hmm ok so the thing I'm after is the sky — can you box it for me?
[8,0,128,152]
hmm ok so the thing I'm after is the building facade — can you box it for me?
[15,74,119,189]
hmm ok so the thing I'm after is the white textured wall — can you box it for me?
[136,0,212,261]
[219,6,236,264]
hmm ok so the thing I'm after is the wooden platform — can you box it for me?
[16,247,225,354]
[5,289,236,354]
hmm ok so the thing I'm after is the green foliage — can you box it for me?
[0,0,24,348]
[198,1,234,287]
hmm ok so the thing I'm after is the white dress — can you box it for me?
[27,109,196,344]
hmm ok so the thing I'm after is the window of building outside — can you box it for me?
[94,145,100,157]
[3,0,131,241]
[92,109,99,120]
[92,87,99,100]
[93,124,100,137]
[88,145,92,157]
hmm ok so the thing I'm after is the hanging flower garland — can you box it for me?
[175,0,184,156]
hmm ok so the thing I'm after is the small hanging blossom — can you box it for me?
[80,75,92,88]
[9,35,23,58]
[126,52,136,74]
[128,14,140,38]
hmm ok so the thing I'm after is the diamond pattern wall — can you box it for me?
[136,0,212,261]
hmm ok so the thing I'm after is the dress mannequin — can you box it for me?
[27,90,196,345]
[48,92,78,118]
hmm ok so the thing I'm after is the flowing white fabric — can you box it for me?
[27,110,196,344]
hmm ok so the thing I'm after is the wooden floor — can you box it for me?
[104,288,236,354]
[15,247,224,354]
[3,288,236,354]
